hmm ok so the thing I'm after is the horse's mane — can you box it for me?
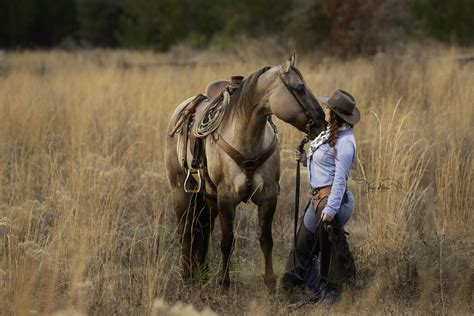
[228,66,271,119]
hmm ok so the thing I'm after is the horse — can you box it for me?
[165,54,325,289]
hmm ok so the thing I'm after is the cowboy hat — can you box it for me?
[318,89,360,125]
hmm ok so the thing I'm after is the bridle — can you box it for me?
[277,66,320,136]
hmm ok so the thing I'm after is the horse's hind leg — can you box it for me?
[191,195,213,278]
[173,188,196,280]
[257,196,278,291]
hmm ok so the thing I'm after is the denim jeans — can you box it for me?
[303,191,354,233]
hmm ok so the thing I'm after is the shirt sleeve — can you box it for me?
[322,140,355,218]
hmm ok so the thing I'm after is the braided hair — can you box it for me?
[328,110,346,156]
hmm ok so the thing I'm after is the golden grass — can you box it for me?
[0,46,472,315]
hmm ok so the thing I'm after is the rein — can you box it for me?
[294,134,310,256]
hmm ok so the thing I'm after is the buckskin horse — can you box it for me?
[165,54,325,289]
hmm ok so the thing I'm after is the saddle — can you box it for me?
[169,76,243,194]
[168,79,233,138]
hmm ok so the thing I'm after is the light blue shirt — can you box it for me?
[307,128,356,218]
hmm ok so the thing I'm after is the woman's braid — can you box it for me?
[328,110,345,155]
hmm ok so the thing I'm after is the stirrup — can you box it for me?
[184,168,201,193]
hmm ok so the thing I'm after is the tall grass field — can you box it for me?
[0,47,472,315]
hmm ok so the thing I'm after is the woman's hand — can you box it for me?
[322,213,337,242]
[293,149,307,165]
[321,213,333,223]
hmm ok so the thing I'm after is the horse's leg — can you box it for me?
[191,195,211,277]
[188,196,219,280]
[257,196,278,291]
[217,196,236,289]
[206,198,219,233]
[173,189,195,280]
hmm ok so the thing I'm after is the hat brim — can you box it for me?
[318,96,360,125]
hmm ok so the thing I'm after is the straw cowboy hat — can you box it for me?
[318,89,360,125]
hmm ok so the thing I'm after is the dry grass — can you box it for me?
[0,46,472,315]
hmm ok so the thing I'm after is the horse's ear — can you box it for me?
[290,52,297,67]
[280,52,297,74]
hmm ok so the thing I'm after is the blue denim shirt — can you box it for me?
[308,128,356,218]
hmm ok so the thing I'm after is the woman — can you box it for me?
[283,89,360,305]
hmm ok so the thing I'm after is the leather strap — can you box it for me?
[278,69,319,134]
[312,186,332,210]
[212,131,279,200]
[169,94,207,137]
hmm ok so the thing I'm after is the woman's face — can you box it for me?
[321,103,331,123]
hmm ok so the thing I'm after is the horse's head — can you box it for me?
[264,53,325,139]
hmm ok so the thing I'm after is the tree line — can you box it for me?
[0,0,472,52]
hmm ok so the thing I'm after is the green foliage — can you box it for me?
[115,0,167,49]
[223,0,292,36]
[0,0,35,46]
[115,0,227,50]
[76,0,122,46]
[0,0,77,47]
[410,0,474,44]
[0,0,35,47]
[0,0,471,50]
[0,0,293,50]
[285,0,331,49]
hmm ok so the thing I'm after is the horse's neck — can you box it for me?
[219,69,277,155]
[221,100,270,156]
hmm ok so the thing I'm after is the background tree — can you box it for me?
[0,0,471,51]
[410,0,474,45]
[76,0,122,47]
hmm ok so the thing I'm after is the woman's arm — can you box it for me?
[322,140,355,219]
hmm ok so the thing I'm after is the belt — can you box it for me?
[311,186,349,204]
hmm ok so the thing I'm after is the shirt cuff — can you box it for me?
[322,205,338,218]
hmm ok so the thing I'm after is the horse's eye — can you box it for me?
[295,84,305,95]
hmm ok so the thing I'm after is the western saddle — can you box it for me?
[169,77,242,195]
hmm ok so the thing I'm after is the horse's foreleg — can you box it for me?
[218,197,236,289]
[257,196,277,291]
